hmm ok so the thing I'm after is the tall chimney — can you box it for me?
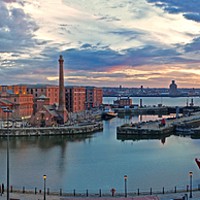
[58,55,68,123]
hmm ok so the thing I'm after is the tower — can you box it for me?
[58,55,68,123]
[169,80,178,96]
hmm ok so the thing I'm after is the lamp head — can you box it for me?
[124,175,128,180]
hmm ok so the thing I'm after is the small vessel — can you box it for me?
[102,107,117,120]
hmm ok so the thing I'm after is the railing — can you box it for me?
[3,184,200,198]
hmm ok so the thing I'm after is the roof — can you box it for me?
[43,105,59,117]
[0,99,13,105]
[38,95,49,99]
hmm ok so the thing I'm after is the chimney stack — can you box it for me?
[58,55,68,123]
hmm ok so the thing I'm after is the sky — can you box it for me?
[1,0,200,88]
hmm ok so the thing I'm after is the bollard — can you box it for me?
[174,186,176,193]
[99,189,101,197]
[186,185,189,192]
[150,188,152,195]
[137,188,140,196]
[60,188,62,196]
[23,186,25,193]
[2,183,4,194]
[10,185,13,193]
[111,188,116,197]
[35,187,37,194]
[47,188,50,195]
[73,189,76,196]
[86,189,88,197]
[39,189,41,194]
[162,187,164,194]
[184,193,188,200]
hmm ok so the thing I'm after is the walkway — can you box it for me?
[0,190,200,200]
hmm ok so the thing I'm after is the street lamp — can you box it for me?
[124,175,128,197]
[2,107,12,200]
[43,175,47,200]
[189,171,193,198]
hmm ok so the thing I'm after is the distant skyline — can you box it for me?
[1,0,200,88]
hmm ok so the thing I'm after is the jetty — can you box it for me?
[117,111,200,140]
[0,122,103,137]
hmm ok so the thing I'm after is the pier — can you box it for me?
[114,106,169,116]
[117,111,200,139]
[0,122,103,137]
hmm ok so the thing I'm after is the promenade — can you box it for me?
[1,190,200,200]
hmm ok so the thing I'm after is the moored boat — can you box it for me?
[102,107,117,119]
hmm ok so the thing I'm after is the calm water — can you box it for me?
[103,96,200,107]
[0,97,200,193]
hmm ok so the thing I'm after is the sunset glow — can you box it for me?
[1,0,200,88]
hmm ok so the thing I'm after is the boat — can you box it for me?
[101,107,117,120]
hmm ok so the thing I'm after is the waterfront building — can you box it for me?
[29,55,68,126]
[27,85,59,105]
[29,104,59,127]
[114,96,132,107]
[0,85,33,124]
[85,86,103,109]
[65,86,86,112]
[169,80,178,96]
[33,95,50,114]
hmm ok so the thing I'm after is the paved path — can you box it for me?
[0,190,200,200]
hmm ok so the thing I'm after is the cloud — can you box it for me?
[0,1,38,53]
[148,0,200,21]
[1,0,200,87]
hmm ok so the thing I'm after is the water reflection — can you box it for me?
[117,133,170,144]
[0,115,199,192]
[0,134,94,150]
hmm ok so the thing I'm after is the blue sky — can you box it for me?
[1,0,200,88]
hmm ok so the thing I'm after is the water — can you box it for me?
[0,97,200,193]
[103,96,200,107]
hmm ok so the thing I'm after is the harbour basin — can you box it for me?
[0,112,200,194]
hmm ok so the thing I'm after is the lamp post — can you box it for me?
[189,171,193,198]
[43,175,47,200]
[2,107,12,200]
[124,175,128,197]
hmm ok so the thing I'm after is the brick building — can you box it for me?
[85,86,103,109]
[65,86,103,113]
[0,85,33,124]
[27,85,59,105]
[65,86,86,113]
[114,97,132,107]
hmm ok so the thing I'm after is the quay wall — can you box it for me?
[117,125,174,136]
[117,111,200,139]
[114,107,168,115]
[0,122,103,137]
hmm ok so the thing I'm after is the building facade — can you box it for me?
[114,97,132,107]
[85,87,103,109]
[65,86,86,113]
[0,85,33,123]
[27,85,59,105]
[169,80,178,96]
